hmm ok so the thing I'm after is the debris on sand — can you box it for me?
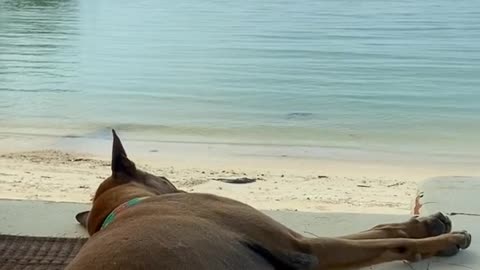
[213,177,257,184]
[387,181,406,188]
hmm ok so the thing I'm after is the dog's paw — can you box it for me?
[455,230,472,250]
[418,212,452,237]
[436,230,472,257]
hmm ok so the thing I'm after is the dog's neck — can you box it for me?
[87,184,154,235]
[100,196,149,230]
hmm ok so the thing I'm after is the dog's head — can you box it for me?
[75,129,179,231]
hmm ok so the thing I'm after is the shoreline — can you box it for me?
[2,127,480,159]
[1,132,479,176]
[0,134,479,215]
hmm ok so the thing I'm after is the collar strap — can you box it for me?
[101,197,149,230]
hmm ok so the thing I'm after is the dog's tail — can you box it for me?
[242,241,318,270]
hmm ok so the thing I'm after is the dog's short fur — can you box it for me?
[66,130,471,270]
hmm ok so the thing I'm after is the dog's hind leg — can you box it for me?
[243,241,318,270]
[338,212,451,240]
[302,231,471,270]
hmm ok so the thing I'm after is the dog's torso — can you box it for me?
[67,193,315,270]
[66,131,473,270]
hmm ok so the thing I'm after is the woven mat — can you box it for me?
[0,234,87,270]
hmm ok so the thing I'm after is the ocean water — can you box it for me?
[1,0,480,158]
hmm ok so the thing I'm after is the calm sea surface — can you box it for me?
[1,0,479,157]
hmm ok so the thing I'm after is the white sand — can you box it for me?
[1,135,478,215]
[0,149,418,215]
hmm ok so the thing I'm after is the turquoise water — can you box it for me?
[1,0,480,157]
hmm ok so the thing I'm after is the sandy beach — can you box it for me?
[1,131,479,215]
[2,133,478,215]
[0,149,413,214]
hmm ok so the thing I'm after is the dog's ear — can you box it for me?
[111,129,136,177]
[75,211,90,228]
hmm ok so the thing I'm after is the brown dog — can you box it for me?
[66,130,471,270]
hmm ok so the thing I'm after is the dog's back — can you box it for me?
[67,193,316,270]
